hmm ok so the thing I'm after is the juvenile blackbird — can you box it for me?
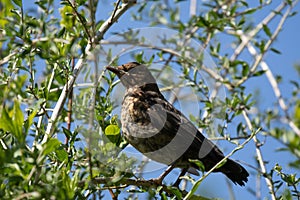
[107,62,249,186]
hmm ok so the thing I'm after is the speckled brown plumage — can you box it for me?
[107,62,249,186]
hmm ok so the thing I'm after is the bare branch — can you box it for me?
[101,40,229,89]
[230,2,288,61]
[242,110,276,200]
[96,1,136,41]
[78,177,184,196]
[260,61,300,136]
[110,0,122,25]
[44,1,136,141]
[184,126,258,199]
[235,0,296,86]
[189,0,196,16]
[228,1,300,136]
[0,51,17,66]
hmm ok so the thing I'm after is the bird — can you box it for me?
[107,62,249,186]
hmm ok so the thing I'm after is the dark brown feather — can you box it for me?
[107,62,249,186]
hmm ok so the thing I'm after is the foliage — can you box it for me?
[0,0,299,199]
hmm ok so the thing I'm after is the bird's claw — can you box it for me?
[150,178,163,185]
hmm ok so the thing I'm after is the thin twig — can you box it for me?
[66,0,93,42]
[78,177,181,196]
[230,1,300,136]
[96,1,136,41]
[189,0,196,16]
[226,178,236,200]
[242,110,276,200]
[209,135,250,141]
[15,192,40,200]
[86,54,100,183]
[43,49,86,143]
[110,0,122,25]
[44,2,135,142]
[230,2,288,61]
[260,60,300,137]
[101,40,229,89]
[233,1,297,87]
[66,58,75,146]
[109,188,118,200]
[28,56,50,119]
[256,170,261,199]
[184,127,259,199]
[0,51,17,66]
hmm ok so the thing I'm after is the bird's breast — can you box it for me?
[121,93,150,123]
[121,88,156,136]
[119,87,197,166]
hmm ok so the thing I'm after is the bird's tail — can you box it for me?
[220,159,249,186]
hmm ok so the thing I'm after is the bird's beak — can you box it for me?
[107,66,128,77]
[106,66,120,74]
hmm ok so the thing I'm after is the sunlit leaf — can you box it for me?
[43,138,61,155]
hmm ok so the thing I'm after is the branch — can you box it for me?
[78,177,183,196]
[43,1,136,142]
[110,0,122,25]
[242,110,276,200]
[231,1,297,87]
[260,60,300,137]
[101,40,229,89]
[184,127,258,199]
[0,51,17,66]
[228,1,300,136]
[96,0,136,41]
[78,176,212,199]
[65,0,93,42]
[230,2,288,61]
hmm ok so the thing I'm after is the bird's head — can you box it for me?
[107,62,159,91]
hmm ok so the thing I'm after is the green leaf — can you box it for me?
[105,124,121,144]
[270,48,281,54]
[252,70,266,77]
[24,109,37,134]
[135,52,144,63]
[43,138,61,155]
[12,100,24,141]
[242,63,249,77]
[243,8,257,15]
[0,106,14,134]
[63,127,72,140]
[263,24,272,38]
[189,159,205,172]
[55,148,69,162]
[105,124,120,136]
[12,0,22,7]
[0,0,15,27]
[289,11,298,17]
[166,186,182,199]
[59,5,75,29]
[294,101,300,127]
[0,100,25,143]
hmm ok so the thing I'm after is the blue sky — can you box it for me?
[22,1,300,199]
[102,2,300,199]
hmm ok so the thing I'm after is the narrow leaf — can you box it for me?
[263,24,272,38]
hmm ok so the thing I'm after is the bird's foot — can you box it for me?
[150,177,163,185]
[172,168,188,188]
[150,165,175,185]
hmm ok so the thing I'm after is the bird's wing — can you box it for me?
[147,98,204,146]
[147,99,225,167]
[144,93,249,185]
